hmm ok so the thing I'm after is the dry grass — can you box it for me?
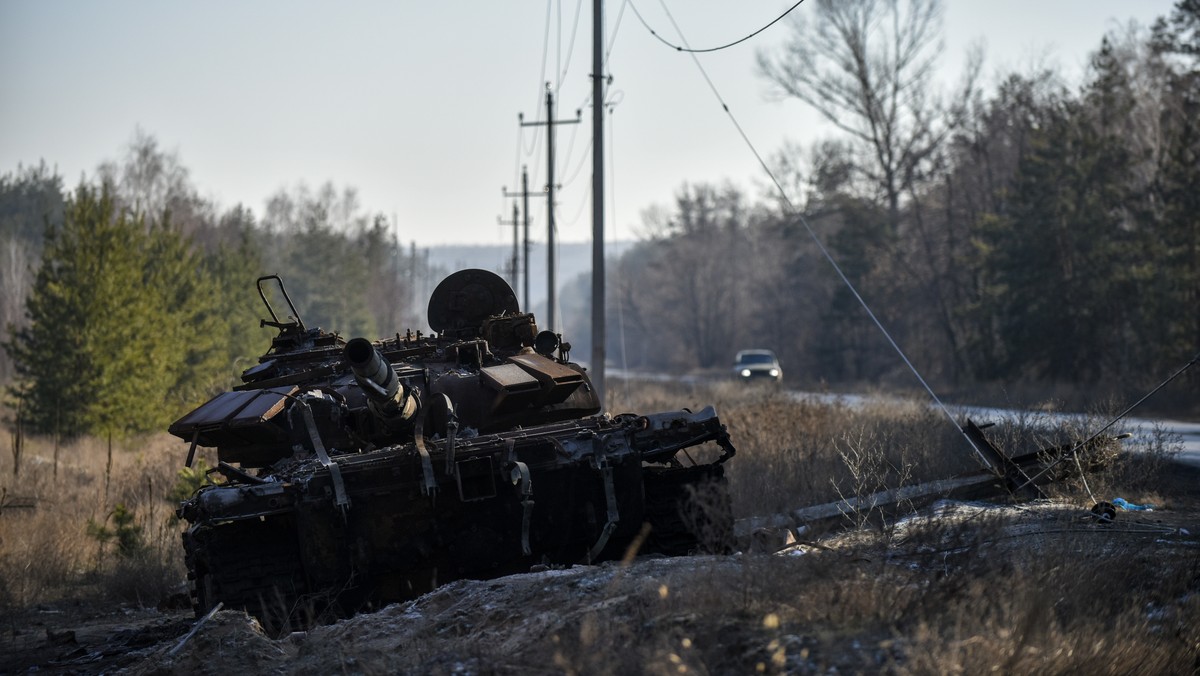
[611,380,985,520]
[0,426,201,610]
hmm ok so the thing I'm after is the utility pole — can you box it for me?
[521,85,579,332]
[503,166,534,311]
[497,201,520,292]
[591,0,607,409]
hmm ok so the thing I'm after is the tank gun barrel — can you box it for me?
[345,337,417,422]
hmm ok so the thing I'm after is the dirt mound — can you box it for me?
[136,556,747,674]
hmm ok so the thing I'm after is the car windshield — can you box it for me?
[737,353,775,365]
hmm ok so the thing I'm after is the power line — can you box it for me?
[557,0,586,87]
[629,0,807,54]
[513,126,526,197]
[1012,350,1200,495]
[556,0,562,91]
[650,0,994,471]
[560,133,594,188]
[537,0,553,108]
[559,175,591,230]
[566,0,627,121]
[557,114,586,186]
[521,85,580,332]
[607,0,629,64]
[519,115,541,158]
[514,1,559,210]
[559,0,625,138]
[607,96,629,380]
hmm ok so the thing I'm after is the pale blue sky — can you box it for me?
[0,1,1177,246]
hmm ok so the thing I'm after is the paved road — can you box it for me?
[1128,417,1200,468]
[942,402,1200,470]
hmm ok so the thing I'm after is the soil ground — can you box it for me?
[4,460,1198,675]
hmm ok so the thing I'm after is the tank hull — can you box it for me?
[181,410,733,633]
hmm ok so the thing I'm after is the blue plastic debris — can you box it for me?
[1112,497,1155,511]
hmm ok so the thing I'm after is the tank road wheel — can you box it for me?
[181,519,314,636]
[189,567,217,617]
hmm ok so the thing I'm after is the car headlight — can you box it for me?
[740,369,751,377]
[769,369,779,377]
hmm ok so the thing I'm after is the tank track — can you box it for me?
[185,520,318,634]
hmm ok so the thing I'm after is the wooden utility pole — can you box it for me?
[504,166,535,311]
[497,201,520,292]
[591,0,607,409]
[521,85,579,332]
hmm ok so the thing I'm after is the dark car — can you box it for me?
[733,349,782,383]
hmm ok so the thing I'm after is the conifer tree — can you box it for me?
[1151,0,1200,377]
[143,219,226,409]
[206,208,272,387]
[3,181,235,436]
[979,42,1141,383]
[6,183,156,435]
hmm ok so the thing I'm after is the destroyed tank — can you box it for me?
[172,270,736,633]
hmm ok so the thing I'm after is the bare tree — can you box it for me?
[96,128,214,236]
[757,0,954,230]
[619,183,763,370]
[0,236,33,383]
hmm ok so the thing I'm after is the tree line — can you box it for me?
[565,0,1198,410]
[1,133,439,436]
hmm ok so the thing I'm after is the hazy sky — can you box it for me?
[0,1,1177,247]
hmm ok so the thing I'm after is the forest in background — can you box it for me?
[564,0,1198,413]
[2,1,1198,438]
[0,138,442,436]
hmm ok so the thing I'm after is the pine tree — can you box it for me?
[1151,0,1200,380]
[6,183,155,435]
[979,42,1141,384]
[4,182,231,436]
[143,218,226,410]
[206,208,272,387]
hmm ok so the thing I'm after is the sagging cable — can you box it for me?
[650,0,995,471]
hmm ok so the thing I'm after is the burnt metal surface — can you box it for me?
[171,270,736,634]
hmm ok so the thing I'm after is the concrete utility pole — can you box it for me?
[591,0,607,409]
[503,166,534,311]
[497,201,520,292]
[521,85,579,332]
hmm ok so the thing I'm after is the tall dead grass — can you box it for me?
[610,379,1180,521]
[610,380,984,520]
[0,426,200,610]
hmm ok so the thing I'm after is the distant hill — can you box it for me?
[425,240,635,316]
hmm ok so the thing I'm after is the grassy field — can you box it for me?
[0,428,201,610]
[1,381,1196,673]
